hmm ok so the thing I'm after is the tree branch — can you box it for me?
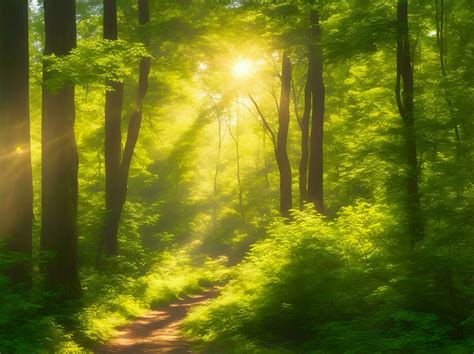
[248,94,276,147]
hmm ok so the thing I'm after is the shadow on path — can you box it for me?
[96,288,218,353]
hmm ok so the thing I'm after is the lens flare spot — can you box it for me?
[232,59,254,79]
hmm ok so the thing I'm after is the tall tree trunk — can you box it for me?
[299,78,311,208]
[0,0,33,284]
[395,0,424,246]
[276,52,293,216]
[249,53,293,215]
[103,0,124,257]
[307,9,325,214]
[102,0,151,256]
[41,0,82,298]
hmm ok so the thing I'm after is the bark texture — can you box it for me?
[395,0,424,246]
[249,52,293,216]
[298,79,311,208]
[103,0,124,257]
[307,10,325,214]
[276,53,293,215]
[102,0,151,256]
[0,0,33,284]
[41,0,82,297]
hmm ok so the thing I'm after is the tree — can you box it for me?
[395,0,424,246]
[250,52,293,216]
[307,8,325,214]
[276,52,293,215]
[102,0,124,257]
[102,0,151,257]
[41,0,82,298]
[0,0,33,284]
[294,76,311,208]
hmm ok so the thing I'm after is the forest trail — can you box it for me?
[96,288,218,353]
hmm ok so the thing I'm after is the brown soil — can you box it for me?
[96,288,218,353]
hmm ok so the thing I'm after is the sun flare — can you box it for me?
[232,59,254,78]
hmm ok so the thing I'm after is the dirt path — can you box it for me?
[96,288,218,353]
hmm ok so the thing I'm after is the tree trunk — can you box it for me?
[0,0,33,285]
[299,78,311,208]
[395,0,424,246]
[102,0,151,257]
[41,0,82,298]
[276,52,293,216]
[307,9,325,214]
[103,0,124,257]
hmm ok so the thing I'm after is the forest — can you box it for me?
[0,0,473,352]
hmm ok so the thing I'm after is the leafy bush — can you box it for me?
[183,203,473,353]
[0,251,82,352]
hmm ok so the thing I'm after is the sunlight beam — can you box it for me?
[232,59,254,79]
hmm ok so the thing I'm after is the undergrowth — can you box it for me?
[0,242,229,353]
[182,203,474,354]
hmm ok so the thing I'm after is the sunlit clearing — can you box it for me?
[198,62,208,71]
[428,30,437,37]
[232,59,254,79]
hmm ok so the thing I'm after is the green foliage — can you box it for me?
[313,310,453,352]
[43,39,150,92]
[75,246,228,346]
[0,251,82,352]
[183,204,474,353]
[0,246,228,352]
[2,0,473,352]
[324,3,395,62]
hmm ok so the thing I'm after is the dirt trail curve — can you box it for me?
[96,288,218,353]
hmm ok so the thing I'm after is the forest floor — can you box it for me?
[96,288,219,353]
